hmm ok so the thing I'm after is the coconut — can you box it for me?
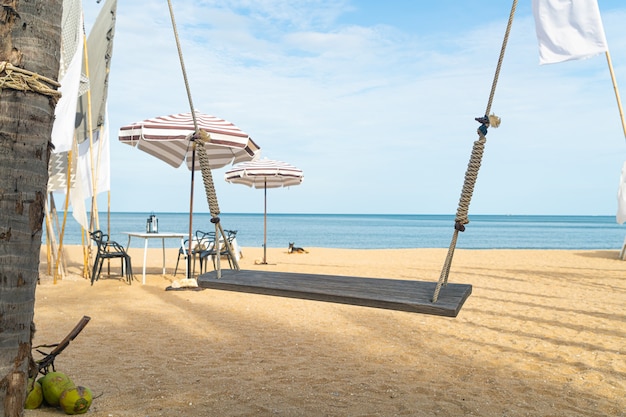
[40,371,74,406]
[59,386,93,415]
[24,378,43,409]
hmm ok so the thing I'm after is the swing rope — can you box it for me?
[432,0,517,303]
[195,131,240,271]
[167,0,239,276]
[167,0,198,129]
[195,130,221,218]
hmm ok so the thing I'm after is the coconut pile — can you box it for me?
[25,371,93,415]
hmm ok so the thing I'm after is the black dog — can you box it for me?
[288,242,308,254]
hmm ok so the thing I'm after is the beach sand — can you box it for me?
[27,244,625,416]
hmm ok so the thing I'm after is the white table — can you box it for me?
[124,232,187,284]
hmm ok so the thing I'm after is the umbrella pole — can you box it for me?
[169,0,199,280]
[263,181,267,264]
[187,145,196,279]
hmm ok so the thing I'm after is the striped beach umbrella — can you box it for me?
[225,158,304,264]
[118,111,260,170]
[118,111,260,278]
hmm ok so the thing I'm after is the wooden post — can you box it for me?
[605,51,626,139]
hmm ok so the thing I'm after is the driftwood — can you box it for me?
[33,315,91,374]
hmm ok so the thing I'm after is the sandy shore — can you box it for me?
[27,244,625,416]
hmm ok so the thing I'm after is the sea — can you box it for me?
[44,212,626,251]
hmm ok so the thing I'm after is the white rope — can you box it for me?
[432,0,517,303]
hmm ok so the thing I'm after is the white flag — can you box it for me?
[70,171,89,231]
[77,124,111,198]
[532,0,608,65]
[96,113,111,194]
[72,110,111,233]
[617,162,626,224]
[51,0,84,153]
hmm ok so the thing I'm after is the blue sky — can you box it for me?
[79,0,626,216]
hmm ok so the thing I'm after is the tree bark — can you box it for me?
[0,2,62,416]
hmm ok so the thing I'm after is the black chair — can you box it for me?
[174,230,214,276]
[90,230,133,285]
[199,230,237,273]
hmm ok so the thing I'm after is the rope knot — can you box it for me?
[193,129,211,144]
[488,113,501,128]
[475,113,501,136]
[0,61,62,104]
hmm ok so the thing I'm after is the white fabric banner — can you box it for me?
[616,162,626,224]
[51,45,83,153]
[532,0,608,65]
[66,115,110,231]
[51,2,83,153]
[96,111,111,194]
[70,164,89,231]
[77,121,111,199]
[71,120,110,231]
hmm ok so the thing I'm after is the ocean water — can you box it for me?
[44,212,626,251]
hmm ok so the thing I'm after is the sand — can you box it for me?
[27,244,625,416]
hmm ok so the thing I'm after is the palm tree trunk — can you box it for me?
[0,2,62,415]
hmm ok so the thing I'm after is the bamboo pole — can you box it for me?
[45,216,51,276]
[107,190,111,276]
[53,149,74,283]
[605,51,626,139]
[45,203,52,276]
[50,196,67,282]
[82,32,100,232]
[44,198,64,283]
[107,191,111,235]
[44,204,55,278]
[82,228,90,280]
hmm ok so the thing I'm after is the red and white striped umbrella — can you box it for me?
[225,158,303,264]
[224,158,303,189]
[118,112,260,169]
[119,111,260,278]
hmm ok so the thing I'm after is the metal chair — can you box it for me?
[198,230,238,273]
[174,230,214,276]
[90,230,133,285]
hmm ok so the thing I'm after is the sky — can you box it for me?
[77,0,626,216]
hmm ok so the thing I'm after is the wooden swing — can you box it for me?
[168,1,518,317]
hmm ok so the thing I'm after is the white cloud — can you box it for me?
[80,1,626,215]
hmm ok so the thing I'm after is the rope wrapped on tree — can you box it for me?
[432,0,516,303]
[0,61,61,103]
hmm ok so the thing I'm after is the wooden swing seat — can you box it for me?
[197,269,471,317]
